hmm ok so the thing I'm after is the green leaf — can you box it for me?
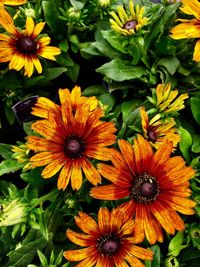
[145,245,160,267]
[157,57,180,75]
[7,231,47,267]
[192,135,200,153]
[190,97,200,125]
[70,0,84,9]
[178,126,192,162]
[43,67,68,81]
[42,0,65,35]
[0,159,23,176]
[121,99,143,121]
[66,62,80,82]
[168,231,188,257]
[96,58,146,82]
[83,85,107,97]
[0,143,13,159]
[99,93,115,111]
[37,250,48,267]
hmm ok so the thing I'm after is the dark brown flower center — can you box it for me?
[97,234,120,256]
[123,20,137,30]
[17,36,37,53]
[147,129,157,143]
[131,173,159,204]
[64,136,85,158]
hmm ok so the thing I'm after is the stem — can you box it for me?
[31,189,59,208]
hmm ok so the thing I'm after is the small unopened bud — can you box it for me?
[0,199,29,227]
[24,8,35,18]
[98,0,111,8]
[68,7,81,20]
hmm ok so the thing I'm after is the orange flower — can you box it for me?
[0,0,26,5]
[31,85,98,119]
[63,207,154,266]
[0,5,60,77]
[140,107,180,150]
[26,94,117,191]
[91,135,196,245]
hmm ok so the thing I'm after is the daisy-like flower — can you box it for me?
[140,106,180,150]
[0,0,26,5]
[63,207,154,266]
[148,83,188,115]
[31,85,98,119]
[0,5,61,77]
[91,135,196,245]
[109,0,148,35]
[26,96,117,191]
[170,0,200,62]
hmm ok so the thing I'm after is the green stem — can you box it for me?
[31,189,59,208]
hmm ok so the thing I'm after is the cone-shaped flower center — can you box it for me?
[132,173,160,204]
[64,136,85,158]
[123,20,137,30]
[97,234,120,256]
[17,37,37,53]
[147,130,157,143]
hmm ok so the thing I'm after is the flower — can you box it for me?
[0,0,26,5]
[63,207,154,266]
[31,85,98,119]
[26,95,117,191]
[90,135,196,245]
[109,0,148,35]
[0,199,28,227]
[140,106,180,150]
[148,83,188,115]
[170,0,200,62]
[0,5,61,77]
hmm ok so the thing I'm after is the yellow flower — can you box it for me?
[148,83,188,115]
[170,0,200,62]
[140,107,180,150]
[0,5,61,77]
[0,0,26,5]
[109,0,148,35]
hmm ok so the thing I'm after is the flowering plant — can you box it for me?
[0,0,200,266]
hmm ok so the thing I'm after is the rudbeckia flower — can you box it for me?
[63,207,154,266]
[140,106,180,150]
[0,5,61,77]
[109,0,148,35]
[0,0,26,5]
[148,83,188,115]
[31,85,98,119]
[170,0,200,62]
[91,135,196,245]
[26,96,117,191]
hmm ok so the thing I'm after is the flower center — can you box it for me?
[97,234,120,257]
[64,136,85,158]
[17,36,37,53]
[123,20,137,30]
[131,173,159,204]
[147,129,157,143]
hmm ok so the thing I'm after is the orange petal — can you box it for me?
[26,17,34,36]
[75,211,99,235]
[71,85,82,107]
[0,5,19,35]
[85,147,114,161]
[90,184,129,200]
[58,88,71,104]
[125,254,145,267]
[41,158,66,178]
[81,157,101,185]
[118,139,136,175]
[71,159,82,190]
[63,247,94,261]
[129,245,154,260]
[98,207,110,233]
[66,229,92,246]
[57,161,72,190]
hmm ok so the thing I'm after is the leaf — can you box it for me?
[7,232,47,267]
[145,244,160,267]
[43,67,68,81]
[37,250,48,267]
[0,143,13,159]
[168,231,188,257]
[192,135,200,153]
[66,62,80,82]
[178,126,192,162]
[96,58,147,82]
[0,160,23,176]
[83,85,107,97]
[157,57,180,75]
[190,97,200,125]
[121,99,143,121]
